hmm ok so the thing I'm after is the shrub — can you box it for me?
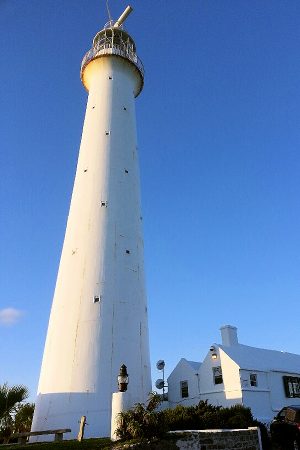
[116,397,271,449]
[116,392,166,440]
[162,401,254,431]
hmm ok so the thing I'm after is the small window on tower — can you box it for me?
[109,76,113,80]
[94,295,100,303]
[123,107,127,111]
[125,169,129,174]
[105,131,110,136]
[180,381,189,398]
[126,250,130,254]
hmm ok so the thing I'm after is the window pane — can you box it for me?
[180,380,189,398]
[213,367,223,385]
[283,376,300,398]
[250,373,257,387]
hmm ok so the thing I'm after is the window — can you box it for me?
[126,250,130,254]
[105,131,110,136]
[250,373,258,387]
[213,366,223,385]
[283,376,300,398]
[94,295,100,303]
[180,380,189,398]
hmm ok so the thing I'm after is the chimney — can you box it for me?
[220,325,238,346]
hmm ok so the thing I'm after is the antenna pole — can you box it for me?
[114,5,133,28]
[106,0,112,24]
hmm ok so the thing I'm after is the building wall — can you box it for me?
[242,390,271,423]
[269,371,300,414]
[240,369,300,423]
[170,428,262,450]
[220,348,243,403]
[239,369,271,422]
[167,359,200,407]
[199,347,242,407]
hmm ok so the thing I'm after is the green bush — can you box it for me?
[116,393,167,440]
[116,397,270,450]
[162,401,254,431]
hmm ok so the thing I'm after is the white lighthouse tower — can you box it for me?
[31,6,151,438]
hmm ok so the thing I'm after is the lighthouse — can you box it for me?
[31,6,152,438]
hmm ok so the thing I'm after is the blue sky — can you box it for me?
[0,0,299,402]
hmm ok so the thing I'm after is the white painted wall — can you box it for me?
[269,371,300,415]
[167,359,201,407]
[198,347,242,407]
[198,348,225,406]
[31,51,151,439]
[219,348,243,403]
[239,368,300,423]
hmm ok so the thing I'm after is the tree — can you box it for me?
[0,383,30,442]
[14,403,35,433]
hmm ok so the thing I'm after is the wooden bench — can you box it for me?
[11,429,71,445]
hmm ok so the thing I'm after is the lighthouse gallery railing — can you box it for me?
[80,43,144,81]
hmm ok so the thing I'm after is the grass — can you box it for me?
[3,438,113,450]
[2,436,180,450]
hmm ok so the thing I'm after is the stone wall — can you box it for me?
[171,427,262,450]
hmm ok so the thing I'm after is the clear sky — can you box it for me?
[0,0,299,402]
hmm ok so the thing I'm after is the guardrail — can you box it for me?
[80,43,144,80]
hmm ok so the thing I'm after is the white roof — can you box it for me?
[219,343,300,373]
[168,358,201,380]
[186,360,201,371]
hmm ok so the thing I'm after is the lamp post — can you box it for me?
[111,364,130,440]
[118,364,129,392]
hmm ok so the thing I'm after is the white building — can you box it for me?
[167,325,300,423]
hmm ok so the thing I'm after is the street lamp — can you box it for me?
[117,364,129,392]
